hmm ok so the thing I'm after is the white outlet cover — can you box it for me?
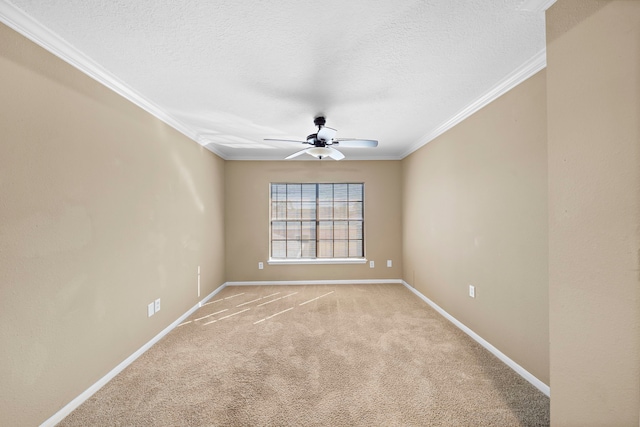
[369,260,375,268]
[155,298,161,312]
[147,302,155,317]
[258,262,264,270]
[469,285,476,298]
[387,260,392,267]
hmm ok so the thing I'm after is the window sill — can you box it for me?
[268,258,367,265]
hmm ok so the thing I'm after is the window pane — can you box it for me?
[318,221,333,239]
[287,222,300,240]
[318,184,333,201]
[348,184,363,201]
[301,202,316,220]
[349,221,362,239]
[334,202,348,220]
[287,184,302,201]
[318,202,333,220]
[272,201,286,220]
[334,184,348,201]
[334,240,348,257]
[301,221,316,240]
[270,182,364,260]
[272,184,287,202]
[287,240,301,258]
[272,221,287,240]
[301,240,316,258]
[349,240,363,257]
[334,221,348,239]
[301,184,316,201]
[287,201,301,220]
[272,241,286,258]
[348,201,362,220]
[318,240,333,258]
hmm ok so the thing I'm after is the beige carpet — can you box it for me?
[59,284,549,426]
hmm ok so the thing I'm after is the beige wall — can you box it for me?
[4,2,640,425]
[0,24,225,426]
[225,160,402,282]
[547,1,640,425]
[401,70,549,385]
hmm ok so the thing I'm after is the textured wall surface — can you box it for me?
[547,1,640,425]
[0,23,225,426]
[402,70,549,385]
[224,160,402,282]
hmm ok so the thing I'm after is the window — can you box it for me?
[270,183,364,260]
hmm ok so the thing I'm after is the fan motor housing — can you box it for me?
[313,116,326,127]
[307,133,326,147]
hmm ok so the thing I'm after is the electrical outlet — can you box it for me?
[155,298,161,312]
[258,262,264,270]
[469,285,476,298]
[387,260,392,268]
[147,302,155,317]
[369,260,375,268]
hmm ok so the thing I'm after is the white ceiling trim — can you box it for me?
[227,154,405,162]
[1,0,546,163]
[0,0,228,160]
[400,49,546,159]
[517,0,557,12]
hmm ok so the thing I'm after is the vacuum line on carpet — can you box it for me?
[224,293,245,300]
[201,298,223,307]
[256,292,298,307]
[194,309,228,322]
[236,293,281,308]
[253,307,295,325]
[203,308,250,325]
[299,291,335,306]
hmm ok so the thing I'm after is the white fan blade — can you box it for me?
[317,126,337,142]
[264,138,308,144]
[334,139,378,147]
[327,147,345,160]
[285,149,309,159]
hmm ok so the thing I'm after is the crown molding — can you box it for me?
[1,0,545,163]
[0,1,228,160]
[225,154,404,161]
[400,49,547,159]
[517,0,557,12]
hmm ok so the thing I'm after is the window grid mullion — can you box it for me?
[271,182,363,259]
[315,183,319,258]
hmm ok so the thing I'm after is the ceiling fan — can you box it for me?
[264,116,378,160]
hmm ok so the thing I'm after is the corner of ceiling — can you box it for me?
[0,1,225,158]
[517,0,558,12]
[399,48,547,160]
[1,2,548,165]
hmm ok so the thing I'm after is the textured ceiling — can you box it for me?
[1,0,550,160]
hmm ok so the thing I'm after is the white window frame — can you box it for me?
[268,183,367,265]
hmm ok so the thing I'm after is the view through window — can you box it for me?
[270,183,364,259]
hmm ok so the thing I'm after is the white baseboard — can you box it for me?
[226,279,403,286]
[40,283,228,427]
[401,280,550,397]
[41,278,548,426]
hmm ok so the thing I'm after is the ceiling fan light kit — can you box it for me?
[307,147,337,160]
[264,116,378,161]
